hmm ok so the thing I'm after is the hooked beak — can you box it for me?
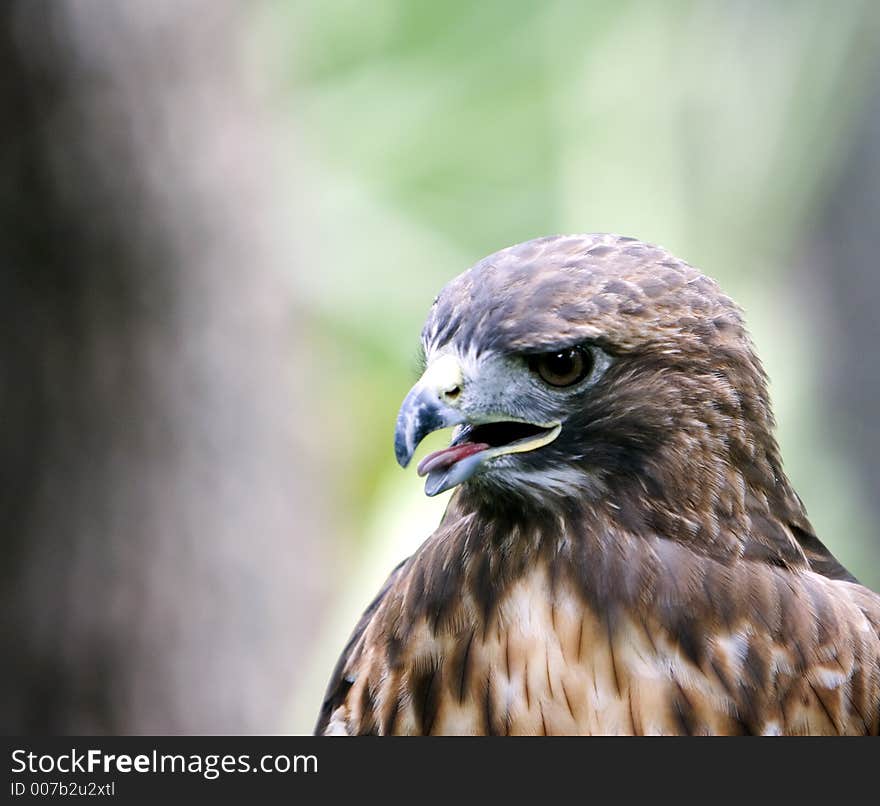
[394,354,466,468]
[393,354,561,496]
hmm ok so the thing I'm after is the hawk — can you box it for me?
[316,233,880,735]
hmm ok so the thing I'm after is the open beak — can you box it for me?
[394,355,561,496]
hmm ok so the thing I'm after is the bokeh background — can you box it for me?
[2,0,879,734]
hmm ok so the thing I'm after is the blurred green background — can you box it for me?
[2,0,879,734]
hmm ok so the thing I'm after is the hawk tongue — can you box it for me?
[417,441,490,477]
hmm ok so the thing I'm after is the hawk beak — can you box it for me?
[394,354,562,497]
[394,354,466,468]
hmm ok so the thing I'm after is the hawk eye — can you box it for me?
[530,347,592,387]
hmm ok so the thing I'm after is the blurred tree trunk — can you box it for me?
[806,77,880,574]
[0,1,329,733]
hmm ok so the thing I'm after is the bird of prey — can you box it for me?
[316,233,880,735]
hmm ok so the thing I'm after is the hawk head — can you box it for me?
[394,234,782,521]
